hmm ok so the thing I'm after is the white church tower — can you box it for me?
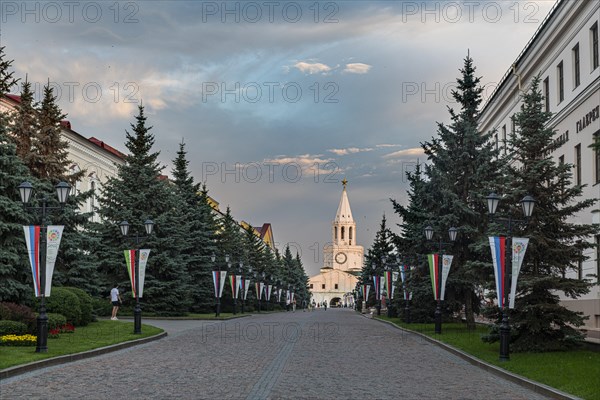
[309,179,364,307]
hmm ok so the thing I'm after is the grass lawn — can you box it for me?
[0,320,163,370]
[379,317,600,400]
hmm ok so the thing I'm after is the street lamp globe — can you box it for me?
[211,253,216,263]
[55,181,71,205]
[448,227,458,242]
[424,225,434,241]
[521,195,536,218]
[144,219,154,235]
[18,181,33,204]
[119,221,130,236]
[486,192,501,215]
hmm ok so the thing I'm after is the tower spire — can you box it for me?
[335,179,353,223]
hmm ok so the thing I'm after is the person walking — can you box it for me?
[111,284,122,320]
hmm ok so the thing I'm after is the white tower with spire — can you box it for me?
[309,179,364,307]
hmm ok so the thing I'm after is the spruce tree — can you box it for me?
[0,47,32,302]
[495,76,597,351]
[171,141,215,313]
[95,105,190,314]
[11,76,37,165]
[419,54,503,327]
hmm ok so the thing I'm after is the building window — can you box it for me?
[334,284,338,290]
[502,125,507,154]
[321,284,325,289]
[592,22,599,71]
[543,77,550,112]
[494,133,499,152]
[335,227,337,241]
[596,235,600,283]
[349,227,353,245]
[595,133,600,184]
[574,144,581,186]
[341,226,345,240]
[573,43,580,88]
[557,61,564,103]
[309,284,313,289]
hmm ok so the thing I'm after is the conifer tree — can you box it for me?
[492,76,597,351]
[95,105,190,314]
[0,47,32,302]
[420,54,503,327]
[171,141,215,313]
[11,76,37,165]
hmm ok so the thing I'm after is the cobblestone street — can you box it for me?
[0,309,551,400]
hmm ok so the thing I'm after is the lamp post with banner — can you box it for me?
[119,219,154,334]
[19,181,71,352]
[485,193,535,361]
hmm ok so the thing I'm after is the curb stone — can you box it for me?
[367,315,582,400]
[0,331,167,380]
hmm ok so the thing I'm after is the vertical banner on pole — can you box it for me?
[372,276,381,300]
[277,288,282,302]
[235,275,242,298]
[384,271,393,299]
[255,283,262,300]
[124,250,136,298]
[440,255,453,301]
[44,226,64,296]
[509,238,529,309]
[391,271,399,300]
[427,254,439,300]
[243,279,251,300]
[219,271,227,297]
[229,275,237,298]
[23,226,41,297]
[212,271,227,298]
[137,249,150,298]
[489,236,506,308]
[362,284,370,300]
[265,284,272,301]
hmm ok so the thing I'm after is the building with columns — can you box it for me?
[308,180,364,307]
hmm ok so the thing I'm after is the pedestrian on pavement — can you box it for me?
[302,299,307,311]
[323,301,327,311]
[292,299,296,312]
[110,284,122,320]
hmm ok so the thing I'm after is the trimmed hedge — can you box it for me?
[31,313,68,334]
[0,302,36,332]
[34,287,82,326]
[0,321,28,336]
[62,287,93,326]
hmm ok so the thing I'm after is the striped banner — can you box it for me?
[277,288,283,302]
[23,226,41,297]
[124,249,136,297]
[427,254,440,300]
[243,279,251,300]
[229,275,239,298]
[138,249,150,298]
[265,284,272,301]
[212,270,227,298]
[384,271,393,299]
[489,236,506,308]
[372,275,381,300]
[255,282,263,300]
[362,284,370,300]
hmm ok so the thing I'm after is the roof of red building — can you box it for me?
[88,137,126,159]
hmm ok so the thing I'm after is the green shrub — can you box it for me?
[33,288,81,326]
[62,287,93,326]
[47,313,67,331]
[0,302,36,332]
[91,297,113,317]
[0,321,28,336]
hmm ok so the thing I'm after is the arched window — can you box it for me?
[349,227,353,245]
[341,227,345,240]
[335,227,338,241]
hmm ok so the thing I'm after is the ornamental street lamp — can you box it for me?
[486,192,535,362]
[211,253,229,317]
[398,254,414,324]
[19,181,71,352]
[238,261,246,314]
[119,219,154,334]
[424,225,458,334]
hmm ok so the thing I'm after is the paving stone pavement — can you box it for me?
[0,309,552,400]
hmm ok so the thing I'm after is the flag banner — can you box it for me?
[229,275,238,298]
[380,276,385,298]
[23,226,41,297]
[392,271,399,300]
[265,284,272,301]
[291,292,295,302]
[260,282,265,300]
[384,271,393,299]
[427,254,440,301]
[243,279,251,300]
[440,255,453,301]
[361,284,370,300]
[400,265,407,284]
[509,238,529,309]
[212,270,227,298]
[391,284,396,299]
[372,276,381,300]
[44,225,64,297]
[404,290,408,301]
[255,282,264,300]
[138,249,150,298]
[277,288,282,302]
[235,275,241,298]
[286,290,290,302]
[124,250,136,298]
[489,236,506,308]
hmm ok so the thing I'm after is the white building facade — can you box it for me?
[478,0,600,339]
[309,180,364,307]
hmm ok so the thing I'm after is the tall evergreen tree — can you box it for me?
[0,47,32,302]
[95,105,190,314]
[359,215,395,307]
[493,76,597,351]
[11,76,37,165]
[420,54,503,327]
[171,141,215,313]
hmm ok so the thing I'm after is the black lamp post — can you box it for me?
[211,253,229,317]
[18,181,71,352]
[486,192,535,361]
[399,255,412,324]
[119,219,154,334]
[239,261,245,314]
[371,261,382,316]
[424,225,458,334]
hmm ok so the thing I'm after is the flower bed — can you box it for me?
[0,334,37,346]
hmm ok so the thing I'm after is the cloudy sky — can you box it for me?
[1,0,558,276]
